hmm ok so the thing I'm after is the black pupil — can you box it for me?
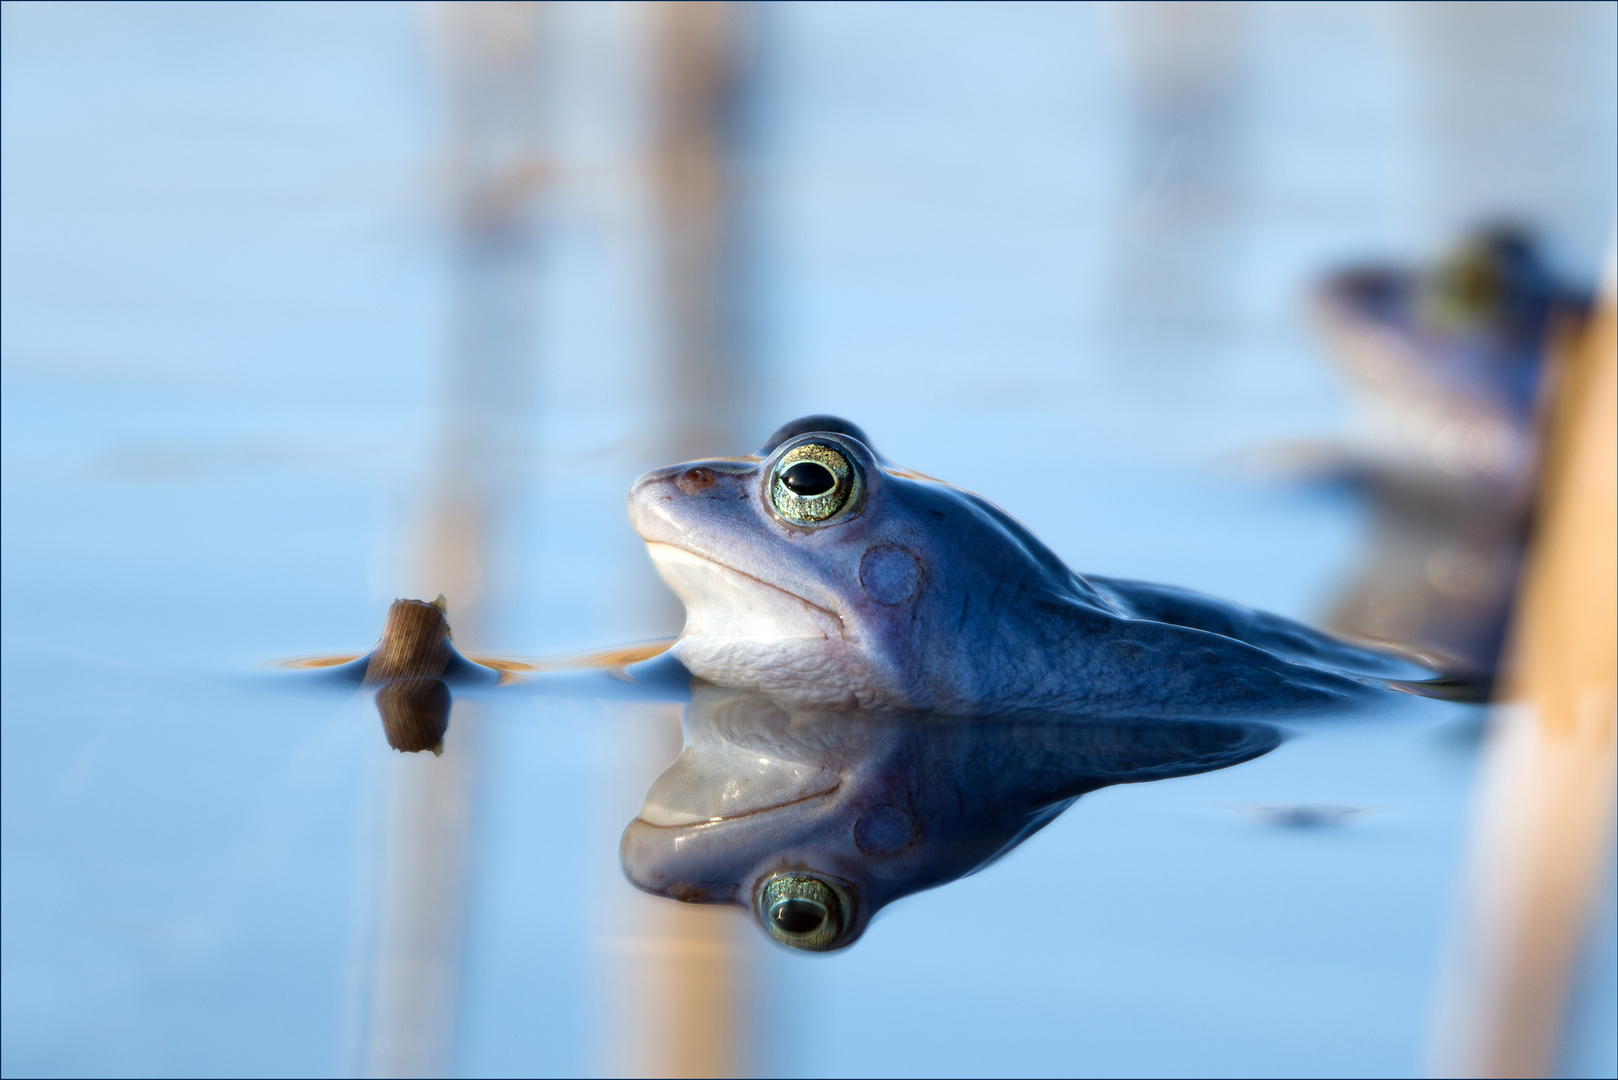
[773,898,827,935]
[780,461,836,497]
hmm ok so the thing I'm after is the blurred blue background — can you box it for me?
[3,3,1614,1077]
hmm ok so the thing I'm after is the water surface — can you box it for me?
[5,3,1614,1077]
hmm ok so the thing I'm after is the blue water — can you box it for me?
[3,3,1613,1077]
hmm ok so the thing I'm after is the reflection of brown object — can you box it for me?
[365,598,457,755]
[278,652,363,669]
[276,635,673,679]
[375,678,453,755]
[1428,250,1616,1078]
[474,638,675,675]
[1326,474,1525,676]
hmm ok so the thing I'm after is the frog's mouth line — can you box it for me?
[643,541,845,628]
[637,782,842,830]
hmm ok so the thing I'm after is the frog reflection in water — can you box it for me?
[622,417,1439,950]
[623,682,1281,951]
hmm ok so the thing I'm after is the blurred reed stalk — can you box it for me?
[654,0,745,464]
[1426,237,1617,1078]
[359,4,547,1076]
[1108,1,1247,334]
[603,5,751,1078]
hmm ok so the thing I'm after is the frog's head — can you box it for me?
[628,416,1102,711]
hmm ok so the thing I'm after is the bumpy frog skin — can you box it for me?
[629,416,1426,716]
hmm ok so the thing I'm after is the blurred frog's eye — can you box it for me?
[758,873,848,951]
[770,443,857,525]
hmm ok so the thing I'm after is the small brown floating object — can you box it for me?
[366,596,456,754]
[365,596,455,683]
[374,677,452,755]
[274,597,676,754]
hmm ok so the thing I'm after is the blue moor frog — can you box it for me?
[629,416,1432,716]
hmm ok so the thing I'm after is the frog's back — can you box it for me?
[1084,575,1432,681]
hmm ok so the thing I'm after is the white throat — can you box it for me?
[644,542,854,702]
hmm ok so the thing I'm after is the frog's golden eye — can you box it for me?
[770,442,857,525]
[758,872,848,951]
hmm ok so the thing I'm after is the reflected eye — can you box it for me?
[770,443,857,525]
[758,873,848,951]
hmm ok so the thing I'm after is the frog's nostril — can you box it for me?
[676,467,717,494]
